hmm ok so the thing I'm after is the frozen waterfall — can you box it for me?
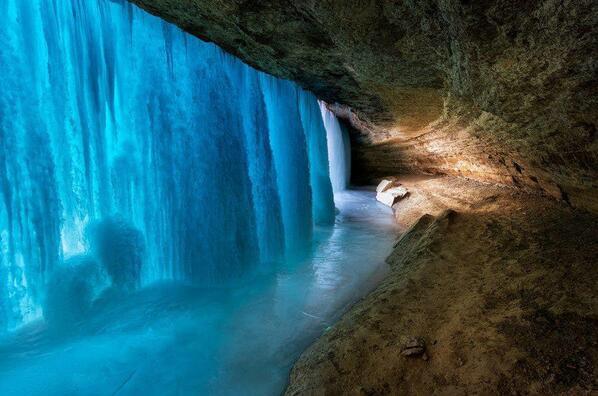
[0,0,337,330]
[319,102,352,192]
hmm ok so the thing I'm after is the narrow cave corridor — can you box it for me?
[0,0,596,395]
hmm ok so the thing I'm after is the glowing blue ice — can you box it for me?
[0,3,401,395]
[320,102,351,192]
[0,0,335,330]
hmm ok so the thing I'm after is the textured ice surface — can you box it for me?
[320,102,352,192]
[0,0,334,329]
[0,190,397,395]
[0,0,398,394]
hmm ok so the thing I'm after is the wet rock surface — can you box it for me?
[128,0,597,211]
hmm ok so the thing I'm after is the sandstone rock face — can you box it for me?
[285,176,598,395]
[128,0,597,212]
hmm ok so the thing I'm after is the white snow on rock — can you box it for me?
[376,180,408,207]
[376,179,399,193]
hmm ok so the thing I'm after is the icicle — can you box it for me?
[319,102,351,192]
[0,0,336,330]
[300,94,335,225]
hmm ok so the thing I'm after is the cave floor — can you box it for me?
[287,175,598,395]
[0,191,398,396]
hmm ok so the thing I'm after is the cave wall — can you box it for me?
[128,0,597,212]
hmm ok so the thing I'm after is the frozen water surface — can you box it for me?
[0,0,398,394]
[0,190,396,395]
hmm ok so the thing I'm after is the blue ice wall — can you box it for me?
[0,0,335,330]
[320,102,352,192]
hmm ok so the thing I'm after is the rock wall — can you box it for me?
[128,0,598,211]
[285,176,598,395]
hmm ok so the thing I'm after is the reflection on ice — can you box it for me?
[0,190,396,396]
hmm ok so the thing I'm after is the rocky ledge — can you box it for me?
[286,176,598,395]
